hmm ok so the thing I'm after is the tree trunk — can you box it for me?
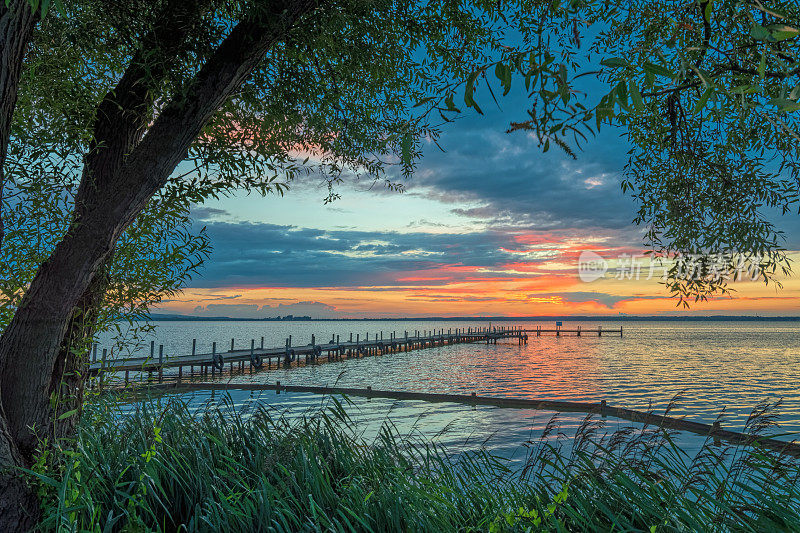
[0,2,320,530]
[50,270,110,441]
[0,0,36,253]
[0,2,39,530]
[0,416,37,531]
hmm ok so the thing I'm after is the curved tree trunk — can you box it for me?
[0,1,39,530]
[0,2,320,530]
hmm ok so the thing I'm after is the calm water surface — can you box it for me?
[100,320,800,457]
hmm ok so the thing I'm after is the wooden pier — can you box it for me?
[89,325,622,385]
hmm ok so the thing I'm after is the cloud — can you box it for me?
[192,206,230,221]
[190,301,340,318]
[186,219,635,289]
[532,291,668,309]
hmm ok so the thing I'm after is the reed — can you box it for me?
[28,395,800,532]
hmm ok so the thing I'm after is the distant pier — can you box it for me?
[89,325,621,385]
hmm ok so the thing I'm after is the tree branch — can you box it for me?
[112,0,323,225]
[75,0,212,209]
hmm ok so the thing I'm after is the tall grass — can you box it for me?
[30,395,800,532]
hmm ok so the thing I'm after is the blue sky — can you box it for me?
[162,71,800,318]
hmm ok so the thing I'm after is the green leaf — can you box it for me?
[615,81,630,112]
[600,58,629,68]
[790,83,800,101]
[494,62,505,82]
[58,409,79,420]
[444,93,460,113]
[464,69,483,114]
[643,62,675,79]
[767,24,799,41]
[629,81,644,112]
[750,23,773,41]
[694,86,714,113]
[502,65,512,96]
[400,133,412,165]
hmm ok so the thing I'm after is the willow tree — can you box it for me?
[473,0,800,303]
[0,0,552,528]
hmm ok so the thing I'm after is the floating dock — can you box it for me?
[89,325,622,385]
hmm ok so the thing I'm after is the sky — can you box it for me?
[157,77,800,319]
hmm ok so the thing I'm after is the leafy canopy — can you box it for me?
[466,0,800,305]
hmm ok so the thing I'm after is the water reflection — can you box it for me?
[100,320,800,453]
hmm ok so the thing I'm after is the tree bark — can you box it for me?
[0,415,37,531]
[0,0,35,253]
[0,2,320,530]
[0,2,39,530]
[49,270,109,441]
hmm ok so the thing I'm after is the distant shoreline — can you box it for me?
[148,314,800,322]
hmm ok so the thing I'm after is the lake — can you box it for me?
[100,319,800,459]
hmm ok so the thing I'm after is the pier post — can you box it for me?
[148,341,154,382]
[620,326,623,337]
[231,338,235,352]
[598,326,602,337]
[261,336,264,349]
[192,339,196,357]
[158,344,164,382]
[100,348,107,390]
[211,342,216,377]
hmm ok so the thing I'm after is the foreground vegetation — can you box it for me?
[24,395,800,532]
